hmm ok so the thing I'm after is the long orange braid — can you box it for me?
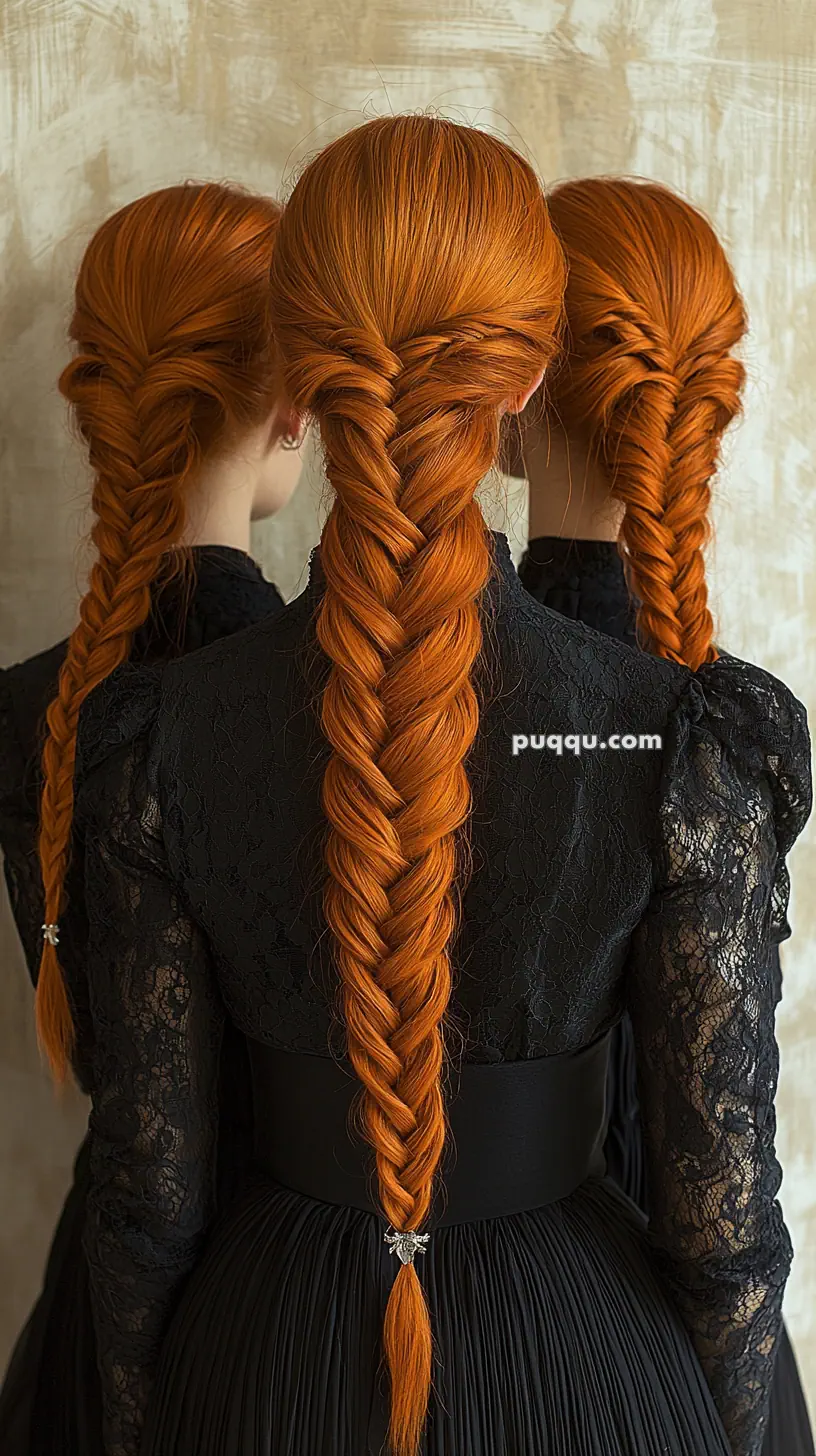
[546,177,747,668]
[269,116,565,1456]
[37,181,290,1081]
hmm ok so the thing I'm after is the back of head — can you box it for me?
[269,115,565,1454]
[546,176,747,668]
[38,181,284,1081]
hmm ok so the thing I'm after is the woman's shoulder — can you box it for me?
[643,649,811,952]
[76,591,313,783]
[507,577,690,720]
[75,660,165,787]
[693,650,809,766]
[652,650,811,923]
[0,640,67,814]
[155,585,315,709]
[665,650,809,786]
[513,576,809,766]
[1,640,67,750]
[668,649,811,848]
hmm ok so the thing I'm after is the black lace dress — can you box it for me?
[517,534,815,1456]
[73,530,812,1456]
[0,547,285,1456]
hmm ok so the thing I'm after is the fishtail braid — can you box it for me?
[36,180,284,1079]
[546,177,747,669]
[38,352,198,1077]
[315,326,496,1453]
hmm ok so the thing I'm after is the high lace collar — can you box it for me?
[518,534,636,647]
[141,542,279,660]
[523,535,624,575]
[187,543,268,585]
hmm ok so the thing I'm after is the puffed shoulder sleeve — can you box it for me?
[75,660,165,783]
[75,666,225,1456]
[687,652,811,942]
[626,652,811,1456]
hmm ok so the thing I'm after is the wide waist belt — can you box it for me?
[248,1034,610,1227]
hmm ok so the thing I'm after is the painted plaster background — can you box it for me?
[1,0,814,1415]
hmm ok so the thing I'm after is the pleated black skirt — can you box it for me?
[766,1327,815,1455]
[0,1136,103,1456]
[142,1174,733,1456]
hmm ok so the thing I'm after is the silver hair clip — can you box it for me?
[384,1229,430,1266]
[42,923,60,947]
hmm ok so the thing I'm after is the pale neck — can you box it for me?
[179,454,256,553]
[523,424,624,543]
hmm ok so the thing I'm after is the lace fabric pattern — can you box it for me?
[73,533,811,1456]
[629,669,805,1454]
[517,537,810,1451]
[82,731,224,1456]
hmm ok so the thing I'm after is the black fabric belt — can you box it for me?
[247,1034,610,1227]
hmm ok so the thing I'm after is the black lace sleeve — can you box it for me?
[76,680,225,1456]
[627,654,812,1456]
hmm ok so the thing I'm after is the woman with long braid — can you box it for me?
[0,180,305,1455]
[510,174,814,1456]
[69,118,809,1456]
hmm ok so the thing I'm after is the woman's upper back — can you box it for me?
[0,546,283,1086]
[75,531,811,1065]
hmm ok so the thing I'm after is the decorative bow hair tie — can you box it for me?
[384,1229,430,1266]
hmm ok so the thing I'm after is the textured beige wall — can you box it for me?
[1,0,814,1416]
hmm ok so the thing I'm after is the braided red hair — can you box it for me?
[546,177,747,668]
[38,181,287,1081]
[269,116,565,1455]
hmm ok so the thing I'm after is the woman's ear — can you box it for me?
[267,404,306,452]
[504,366,546,416]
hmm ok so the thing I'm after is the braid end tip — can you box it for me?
[35,939,75,1087]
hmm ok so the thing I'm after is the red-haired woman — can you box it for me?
[0,181,305,1456]
[67,120,809,1456]
[509,176,814,1456]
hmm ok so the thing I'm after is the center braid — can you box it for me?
[315,324,496,1455]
